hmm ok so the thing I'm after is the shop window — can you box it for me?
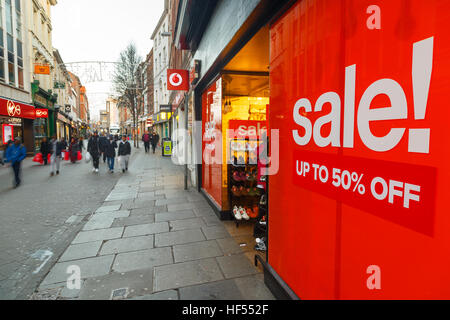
[221,73,269,211]
[17,40,22,89]
[0,28,4,83]
[5,0,12,35]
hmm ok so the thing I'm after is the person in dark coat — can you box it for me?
[87,131,101,173]
[142,131,151,153]
[118,135,131,173]
[99,133,108,163]
[78,137,84,154]
[150,131,160,154]
[105,136,118,173]
[40,137,50,165]
[60,137,68,151]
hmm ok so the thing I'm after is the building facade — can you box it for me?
[151,0,171,141]
[28,0,58,152]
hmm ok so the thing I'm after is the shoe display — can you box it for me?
[228,139,268,249]
[250,205,259,218]
[231,186,241,197]
[255,238,267,251]
[233,206,242,220]
[260,194,267,206]
[240,207,250,220]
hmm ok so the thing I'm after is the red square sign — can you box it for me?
[167,69,189,91]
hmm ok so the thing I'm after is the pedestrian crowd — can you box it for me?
[0,129,161,189]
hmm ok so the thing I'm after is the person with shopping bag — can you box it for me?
[118,135,131,173]
[40,137,50,165]
[68,137,80,163]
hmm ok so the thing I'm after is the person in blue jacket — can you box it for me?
[5,137,27,188]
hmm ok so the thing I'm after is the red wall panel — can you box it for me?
[269,0,450,299]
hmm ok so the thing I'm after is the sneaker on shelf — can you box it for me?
[233,206,242,220]
[240,207,250,220]
[255,238,267,251]
[259,194,267,206]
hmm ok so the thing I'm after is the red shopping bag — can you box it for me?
[47,153,51,162]
[77,151,82,161]
[64,151,70,161]
[33,153,43,163]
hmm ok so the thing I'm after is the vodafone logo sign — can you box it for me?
[169,73,183,87]
[167,69,189,91]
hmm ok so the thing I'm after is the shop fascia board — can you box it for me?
[194,0,293,94]
[175,0,219,51]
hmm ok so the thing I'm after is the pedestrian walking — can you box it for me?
[4,137,27,188]
[68,137,80,163]
[118,135,131,173]
[142,131,151,153]
[105,136,118,173]
[50,136,64,176]
[60,137,68,151]
[88,131,101,173]
[40,137,50,165]
[99,133,108,163]
[150,131,159,154]
[78,137,84,154]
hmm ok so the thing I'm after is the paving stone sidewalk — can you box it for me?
[31,148,274,300]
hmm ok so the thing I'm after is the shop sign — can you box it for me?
[0,98,36,119]
[167,69,189,91]
[160,105,172,112]
[269,0,450,299]
[35,109,49,118]
[34,64,50,75]
[163,140,172,156]
[2,124,13,144]
[228,120,267,139]
[65,105,72,113]
[54,81,66,89]
[34,94,48,107]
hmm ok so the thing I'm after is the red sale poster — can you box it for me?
[269,0,450,299]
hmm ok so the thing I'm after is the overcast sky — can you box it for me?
[52,0,165,121]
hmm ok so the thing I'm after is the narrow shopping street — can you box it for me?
[0,144,273,300]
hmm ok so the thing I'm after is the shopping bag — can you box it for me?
[64,151,70,161]
[77,151,82,161]
[33,153,43,163]
[47,153,51,162]
[85,152,91,163]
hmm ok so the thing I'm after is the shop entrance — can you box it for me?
[201,25,270,267]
